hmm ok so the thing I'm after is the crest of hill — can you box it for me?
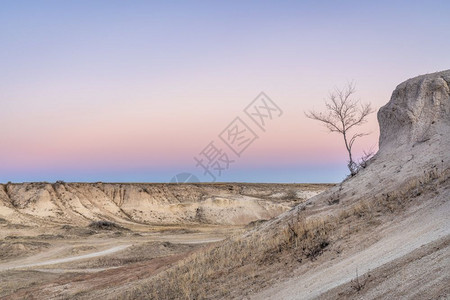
[259,69,450,230]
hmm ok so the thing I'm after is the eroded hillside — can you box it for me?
[0,183,331,228]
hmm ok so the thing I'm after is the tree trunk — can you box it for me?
[343,132,356,175]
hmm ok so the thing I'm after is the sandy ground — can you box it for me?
[0,245,132,271]
[0,233,226,272]
[0,225,233,299]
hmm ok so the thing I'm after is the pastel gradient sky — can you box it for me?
[1,1,449,183]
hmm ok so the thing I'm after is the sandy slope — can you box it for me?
[321,236,450,299]
[255,188,450,299]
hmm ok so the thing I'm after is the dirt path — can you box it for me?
[0,245,131,271]
[253,199,450,299]
[0,231,225,272]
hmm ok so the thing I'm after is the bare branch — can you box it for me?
[304,111,342,133]
[349,132,369,150]
[305,82,375,176]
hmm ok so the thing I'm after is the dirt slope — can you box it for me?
[255,185,450,299]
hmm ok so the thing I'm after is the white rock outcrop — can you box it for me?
[378,70,450,148]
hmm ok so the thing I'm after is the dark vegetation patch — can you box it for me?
[88,220,128,231]
[246,219,268,228]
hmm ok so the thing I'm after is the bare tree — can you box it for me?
[305,83,374,176]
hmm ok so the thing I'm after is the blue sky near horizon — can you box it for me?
[1,1,449,183]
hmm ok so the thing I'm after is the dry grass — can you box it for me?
[123,217,335,299]
[122,167,449,300]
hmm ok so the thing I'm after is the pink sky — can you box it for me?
[1,1,449,182]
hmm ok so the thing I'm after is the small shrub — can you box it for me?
[88,220,124,231]
[328,184,343,205]
[357,150,375,170]
[282,189,298,200]
[350,268,370,292]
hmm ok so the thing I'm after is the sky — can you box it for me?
[1,1,449,183]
